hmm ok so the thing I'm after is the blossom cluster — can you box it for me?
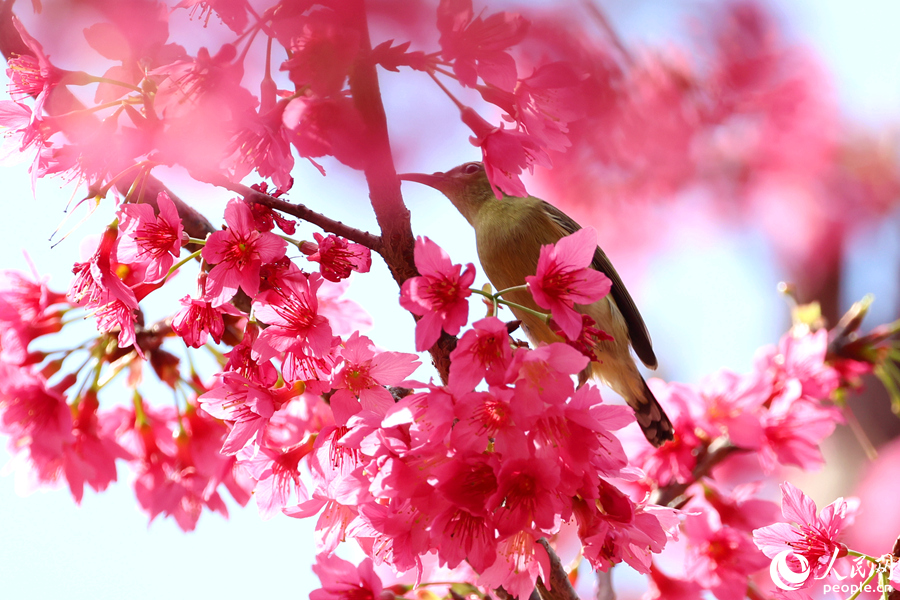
[624,324,863,600]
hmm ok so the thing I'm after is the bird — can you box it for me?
[399,161,674,447]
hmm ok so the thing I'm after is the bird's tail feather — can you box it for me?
[632,377,674,448]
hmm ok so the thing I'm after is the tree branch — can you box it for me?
[536,538,582,600]
[213,177,384,252]
[344,0,455,384]
[650,438,741,507]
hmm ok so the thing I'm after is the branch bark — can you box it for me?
[215,177,384,252]
[536,538,582,600]
[650,438,741,507]
[344,0,455,383]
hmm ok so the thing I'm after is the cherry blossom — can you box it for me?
[437,0,529,91]
[67,226,141,356]
[753,482,859,589]
[309,553,389,600]
[461,106,551,198]
[253,271,334,361]
[202,199,287,306]
[329,332,419,425]
[117,191,184,283]
[447,316,513,394]
[525,227,611,340]
[302,233,372,283]
[399,236,475,351]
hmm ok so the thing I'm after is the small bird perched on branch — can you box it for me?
[399,161,674,447]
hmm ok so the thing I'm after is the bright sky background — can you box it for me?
[1,1,899,598]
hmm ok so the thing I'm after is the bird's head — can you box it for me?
[399,162,498,226]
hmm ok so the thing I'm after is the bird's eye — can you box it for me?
[463,163,482,175]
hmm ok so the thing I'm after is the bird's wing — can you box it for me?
[540,200,658,369]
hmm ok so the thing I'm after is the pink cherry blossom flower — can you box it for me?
[247,184,297,234]
[525,227,612,340]
[6,15,70,106]
[533,384,632,487]
[451,387,527,457]
[644,563,703,600]
[302,232,372,283]
[758,391,840,472]
[506,342,587,424]
[0,100,57,190]
[224,102,295,191]
[222,323,279,386]
[282,341,339,397]
[201,199,287,306]
[279,12,359,97]
[253,271,334,360]
[317,279,373,336]
[67,226,142,356]
[0,363,74,474]
[685,508,771,600]
[0,267,68,366]
[240,441,313,520]
[688,481,780,533]
[198,371,296,455]
[488,454,562,535]
[461,106,551,198]
[479,532,550,600]
[437,0,529,91]
[310,553,387,600]
[282,96,370,171]
[549,313,614,361]
[448,316,513,394]
[175,0,249,35]
[117,191,185,283]
[757,330,841,401]
[399,236,475,352]
[753,482,858,589]
[572,481,675,574]
[696,369,769,448]
[431,506,498,573]
[509,62,586,151]
[330,332,419,425]
[631,380,703,485]
[172,292,242,348]
[115,401,251,532]
[63,392,131,504]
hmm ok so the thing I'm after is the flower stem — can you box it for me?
[847,550,882,563]
[427,70,467,112]
[495,284,529,297]
[85,75,143,93]
[162,248,204,284]
[470,287,550,322]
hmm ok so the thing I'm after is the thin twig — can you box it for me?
[214,177,384,252]
[580,0,632,64]
[650,438,741,507]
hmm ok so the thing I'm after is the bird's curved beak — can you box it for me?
[398,172,446,190]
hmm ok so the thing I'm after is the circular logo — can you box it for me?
[770,550,811,591]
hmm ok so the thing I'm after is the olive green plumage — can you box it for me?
[400,162,674,447]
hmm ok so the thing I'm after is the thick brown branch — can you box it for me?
[594,570,615,600]
[536,538,582,600]
[214,178,384,252]
[345,2,417,284]
[345,0,452,383]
